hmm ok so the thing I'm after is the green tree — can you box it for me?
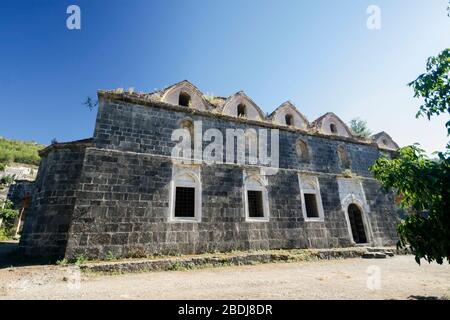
[369,48,450,265]
[409,49,450,139]
[349,118,372,139]
[0,199,19,237]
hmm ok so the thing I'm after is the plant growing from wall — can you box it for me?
[342,169,353,178]
[0,174,16,192]
[203,94,222,106]
[0,174,15,186]
[370,48,450,265]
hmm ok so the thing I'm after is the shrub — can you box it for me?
[0,137,44,167]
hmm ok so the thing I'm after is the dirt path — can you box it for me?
[1,255,449,300]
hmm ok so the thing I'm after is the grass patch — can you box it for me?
[56,258,69,266]
[79,248,347,276]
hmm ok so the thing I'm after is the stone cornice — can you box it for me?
[39,138,93,157]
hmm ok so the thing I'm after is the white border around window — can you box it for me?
[298,174,325,222]
[169,165,202,223]
[243,171,270,222]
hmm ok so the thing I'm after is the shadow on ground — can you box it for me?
[0,241,54,268]
[408,295,446,300]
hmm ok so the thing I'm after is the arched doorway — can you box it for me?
[347,203,367,243]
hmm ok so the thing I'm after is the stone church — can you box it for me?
[19,80,400,260]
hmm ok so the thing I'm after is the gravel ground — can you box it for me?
[0,255,449,300]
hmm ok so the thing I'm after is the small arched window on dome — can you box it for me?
[285,114,293,126]
[237,104,247,118]
[330,123,337,134]
[178,91,191,107]
[296,139,310,162]
[337,145,350,169]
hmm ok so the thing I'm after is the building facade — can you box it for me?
[19,81,400,260]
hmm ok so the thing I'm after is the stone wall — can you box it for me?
[0,163,37,202]
[7,180,35,209]
[19,145,87,259]
[0,164,38,181]
[19,96,400,260]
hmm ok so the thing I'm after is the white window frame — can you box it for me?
[243,172,270,222]
[298,174,325,222]
[169,166,202,223]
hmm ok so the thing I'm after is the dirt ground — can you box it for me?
[0,255,449,300]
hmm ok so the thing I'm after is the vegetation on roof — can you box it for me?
[203,94,223,106]
[349,118,372,139]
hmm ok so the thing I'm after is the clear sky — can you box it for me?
[1,0,449,154]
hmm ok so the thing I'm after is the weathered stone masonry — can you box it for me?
[19,81,400,260]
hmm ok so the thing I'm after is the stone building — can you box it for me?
[19,80,400,260]
[0,164,37,235]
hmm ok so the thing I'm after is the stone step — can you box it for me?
[385,251,395,257]
[362,252,387,259]
[364,247,395,258]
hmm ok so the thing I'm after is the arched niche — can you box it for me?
[296,139,310,162]
[337,145,351,169]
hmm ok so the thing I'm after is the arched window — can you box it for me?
[243,174,269,221]
[337,145,350,169]
[170,169,202,222]
[296,139,310,162]
[178,91,191,107]
[298,174,324,220]
[237,104,247,118]
[285,114,293,126]
[330,123,337,134]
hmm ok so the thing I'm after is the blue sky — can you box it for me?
[1,0,449,154]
